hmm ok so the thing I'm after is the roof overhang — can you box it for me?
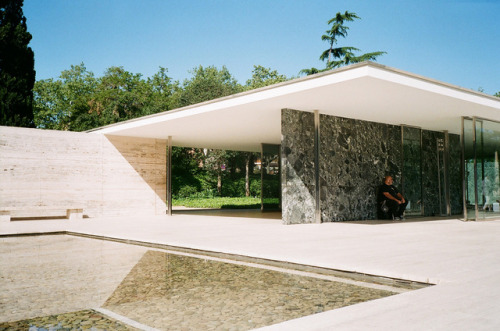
[89,62,500,152]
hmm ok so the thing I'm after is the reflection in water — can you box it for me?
[1,235,396,331]
[103,250,395,330]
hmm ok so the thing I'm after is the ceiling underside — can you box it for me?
[91,63,500,152]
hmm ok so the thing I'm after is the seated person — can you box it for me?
[379,176,408,220]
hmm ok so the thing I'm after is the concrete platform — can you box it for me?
[1,213,499,330]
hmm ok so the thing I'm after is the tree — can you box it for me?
[33,63,97,130]
[180,65,242,107]
[85,66,147,128]
[245,65,289,90]
[298,67,323,76]
[0,0,35,127]
[494,91,500,98]
[143,67,181,115]
[301,11,385,75]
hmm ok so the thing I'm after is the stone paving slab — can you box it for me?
[1,214,500,330]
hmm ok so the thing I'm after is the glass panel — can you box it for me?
[463,118,477,220]
[476,119,500,220]
[402,126,423,216]
[436,137,447,215]
[261,144,281,210]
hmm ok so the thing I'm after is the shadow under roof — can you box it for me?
[89,62,500,152]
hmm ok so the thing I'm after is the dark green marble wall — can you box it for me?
[281,109,463,223]
[281,109,316,224]
[318,115,401,221]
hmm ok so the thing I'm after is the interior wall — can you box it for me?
[0,126,166,218]
[281,110,463,223]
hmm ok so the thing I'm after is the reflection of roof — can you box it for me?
[89,62,500,152]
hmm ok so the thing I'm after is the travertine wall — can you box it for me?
[281,109,463,224]
[0,126,166,218]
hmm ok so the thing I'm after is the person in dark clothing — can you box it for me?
[379,176,408,220]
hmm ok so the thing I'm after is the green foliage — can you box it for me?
[262,174,281,198]
[179,65,242,107]
[298,67,325,76]
[34,63,97,130]
[177,185,199,199]
[33,64,179,131]
[301,11,386,75]
[245,65,289,90]
[172,197,279,209]
[494,91,500,98]
[0,0,35,127]
[144,67,181,114]
[31,62,289,203]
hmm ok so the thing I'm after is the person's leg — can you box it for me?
[397,200,409,218]
[386,200,399,219]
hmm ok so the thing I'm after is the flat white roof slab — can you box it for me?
[90,62,500,152]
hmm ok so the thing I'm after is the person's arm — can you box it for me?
[383,192,403,204]
[397,192,406,204]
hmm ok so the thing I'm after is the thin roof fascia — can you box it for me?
[366,65,500,109]
[89,64,371,135]
[88,61,500,135]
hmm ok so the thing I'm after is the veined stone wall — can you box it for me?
[281,109,463,224]
[281,109,316,224]
[0,126,166,218]
[319,114,402,222]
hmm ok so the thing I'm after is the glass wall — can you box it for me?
[401,126,423,216]
[261,144,281,210]
[463,117,500,220]
[436,134,451,216]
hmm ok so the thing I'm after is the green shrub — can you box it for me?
[177,185,198,198]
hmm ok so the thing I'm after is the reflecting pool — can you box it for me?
[0,235,398,330]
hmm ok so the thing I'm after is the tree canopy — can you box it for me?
[33,63,291,132]
[301,11,386,75]
[179,65,242,107]
[245,65,289,90]
[0,0,35,127]
[34,64,181,131]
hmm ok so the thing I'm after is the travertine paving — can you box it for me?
[1,215,499,330]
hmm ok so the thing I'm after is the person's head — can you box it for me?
[384,176,393,185]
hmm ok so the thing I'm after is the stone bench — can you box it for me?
[0,207,84,222]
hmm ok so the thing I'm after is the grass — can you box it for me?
[173,197,280,209]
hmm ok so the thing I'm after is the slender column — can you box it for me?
[461,117,467,220]
[314,110,321,223]
[437,138,443,215]
[167,136,172,216]
[444,131,451,216]
[260,143,264,211]
[472,117,479,221]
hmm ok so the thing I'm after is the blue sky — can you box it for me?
[24,0,500,94]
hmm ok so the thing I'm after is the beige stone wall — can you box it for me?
[0,126,166,218]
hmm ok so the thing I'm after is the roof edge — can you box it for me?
[88,61,500,133]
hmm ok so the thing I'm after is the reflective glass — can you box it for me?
[261,144,281,210]
[402,127,423,216]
